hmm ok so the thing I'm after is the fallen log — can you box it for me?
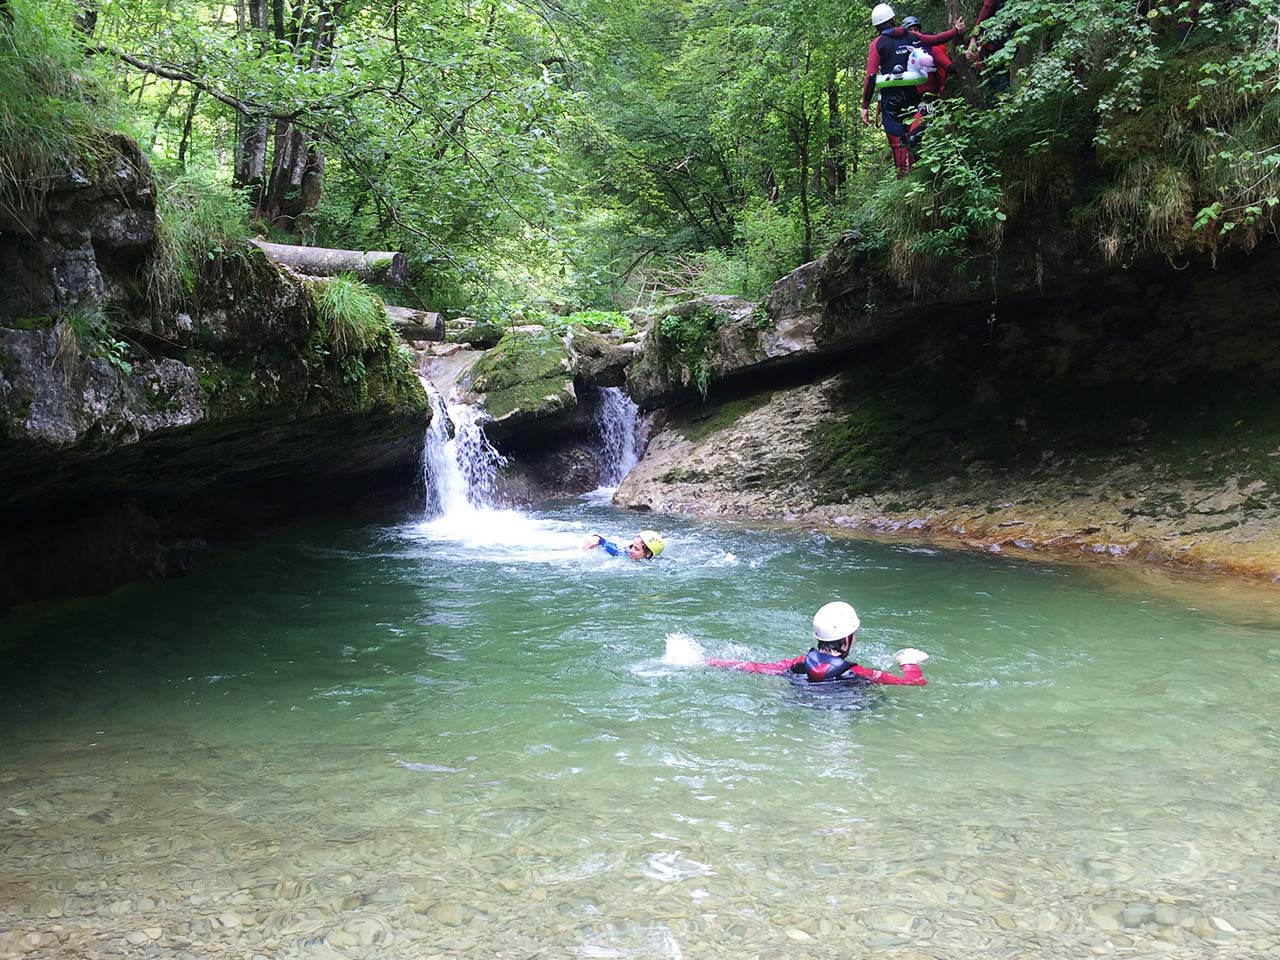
[252,239,408,286]
[385,305,444,342]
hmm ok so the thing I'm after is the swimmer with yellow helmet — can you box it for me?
[582,529,665,560]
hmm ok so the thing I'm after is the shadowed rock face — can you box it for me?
[0,327,204,448]
[0,133,155,323]
[615,241,1280,582]
[0,135,429,607]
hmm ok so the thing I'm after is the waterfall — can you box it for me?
[594,386,641,488]
[421,394,507,516]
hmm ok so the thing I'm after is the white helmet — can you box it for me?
[813,601,861,642]
[871,3,895,27]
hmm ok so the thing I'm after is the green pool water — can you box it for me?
[2,500,1279,960]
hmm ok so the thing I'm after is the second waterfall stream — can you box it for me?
[592,386,642,490]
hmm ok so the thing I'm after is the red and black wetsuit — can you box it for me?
[862,25,962,176]
[971,0,1007,70]
[707,649,927,685]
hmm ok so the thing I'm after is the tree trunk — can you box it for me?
[824,80,846,198]
[177,88,200,169]
[251,240,409,285]
[255,0,336,231]
[796,111,813,263]
[74,3,97,37]
[941,0,988,108]
[148,82,182,150]
[385,305,444,341]
[235,117,270,195]
[299,145,325,232]
[234,0,270,196]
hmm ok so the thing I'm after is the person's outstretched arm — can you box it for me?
[848,648,930,685]
[583,534,624,557]
[706,655,805,675]
[913,25,962,45]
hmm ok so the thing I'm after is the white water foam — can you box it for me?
[418,507,588,561]
[421,395,508,516]
[661,632,707,667]
[417,397,599,559]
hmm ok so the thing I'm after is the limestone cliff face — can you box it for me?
[0,136,428,607]
[615,235,1280,582]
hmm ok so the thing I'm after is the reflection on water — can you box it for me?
[1,501,1279,959]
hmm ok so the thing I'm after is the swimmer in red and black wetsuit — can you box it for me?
[707,600,929,685]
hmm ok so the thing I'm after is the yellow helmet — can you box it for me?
[639,530,665,557]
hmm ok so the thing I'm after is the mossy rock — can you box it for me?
[626,295,765,404]
[450,321,507,349]
[5,316,56,331]
[470,331,575,423]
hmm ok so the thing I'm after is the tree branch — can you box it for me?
[90,43,383,121]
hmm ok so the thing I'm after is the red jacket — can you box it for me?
[972,0,1006,62]
[917,41,954,96]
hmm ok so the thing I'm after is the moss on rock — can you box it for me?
[673,392,771,442]
[6,316,56,331]
[469,330,574,423]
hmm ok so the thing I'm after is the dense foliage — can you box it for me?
[3,0,1278,318]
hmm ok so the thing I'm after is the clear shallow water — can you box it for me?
[2,501,1280,960]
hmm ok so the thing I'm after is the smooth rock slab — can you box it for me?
[1123,901,1156,927]
[425,901,467,926]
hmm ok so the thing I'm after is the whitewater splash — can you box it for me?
[421,394,507,516]
[661,632,707,667]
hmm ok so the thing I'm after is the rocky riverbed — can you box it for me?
[2,819,1275,959]
[1,713,1277,960]
[2,696,1278,960]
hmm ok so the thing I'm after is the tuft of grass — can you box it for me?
[51,303,132,382]
[150,172,252,309]
[1188,93,1280,251]
[1094,159,1193,263]
[0,0,116,223]
[314,274,389,357]
[657,305,723,399]
[52,307,93,382]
